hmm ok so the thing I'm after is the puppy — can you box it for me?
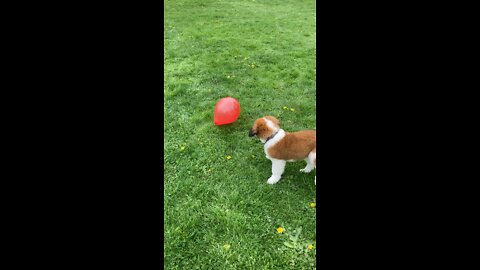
[249,116,316,185]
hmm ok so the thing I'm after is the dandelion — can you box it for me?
[283,106,288,110]
[276,227,284,234]
[308,244,314,250]
[226,155,232,160]
[223,244,231,251]
[309,202,316,208]
[180,146,186,151]
[290,108,295,112]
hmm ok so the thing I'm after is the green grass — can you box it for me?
[164,0,316,268]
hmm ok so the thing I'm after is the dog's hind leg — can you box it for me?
[300,150,316,173]
[305,149,316,185]
[314,154,316,185]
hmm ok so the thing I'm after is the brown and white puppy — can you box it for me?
[249,116,316,185]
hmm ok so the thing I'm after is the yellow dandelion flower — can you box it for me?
[276,227,284,233]
[290,108,295,112]
[226,156,232,160]
[180,146,186,151]
[308,244,314,250]
[223,244,231,250]
[309,202,316,208]
[283,106,288,110]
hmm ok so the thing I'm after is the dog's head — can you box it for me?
[248,116,280,143]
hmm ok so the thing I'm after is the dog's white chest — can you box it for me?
[263,129,286,160]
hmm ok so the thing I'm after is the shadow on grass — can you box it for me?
[213,119,249,138]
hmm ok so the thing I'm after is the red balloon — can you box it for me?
[214,97,241,125]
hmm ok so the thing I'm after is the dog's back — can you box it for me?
[267,130,316,160]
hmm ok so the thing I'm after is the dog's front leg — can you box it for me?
[267,159,286,184]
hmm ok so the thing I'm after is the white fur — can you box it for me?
[301,151,317,185]
[300,159,315,173]
[266,158,286,184]
[262,129,287,184]
[263,117,278,132]
[300,152,316,173]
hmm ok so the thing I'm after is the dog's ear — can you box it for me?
[249,123,258,137]
[248,127,256,137]
[264,116,280,126]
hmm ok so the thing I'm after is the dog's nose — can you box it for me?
[248,129,255,137]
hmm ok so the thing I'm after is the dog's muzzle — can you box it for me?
[248,129,256,137]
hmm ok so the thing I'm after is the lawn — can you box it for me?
[164,0,317,268]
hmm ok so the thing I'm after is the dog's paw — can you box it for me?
[267,176,281,185]
[300,168,313,173]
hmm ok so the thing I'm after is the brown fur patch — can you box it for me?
[267,130,316,160]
